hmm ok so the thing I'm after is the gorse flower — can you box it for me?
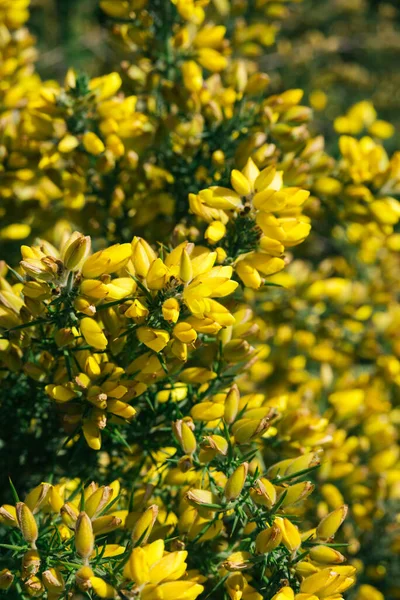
[190,157,311,287]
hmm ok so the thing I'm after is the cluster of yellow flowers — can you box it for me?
[0,0,316,250]
[239,258,400,597]
[0,476,353,600]
[0,1,399,600]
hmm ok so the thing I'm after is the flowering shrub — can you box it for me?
[0,2,399,600]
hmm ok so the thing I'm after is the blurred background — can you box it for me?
[29,0,105,78]
[28,0,400,151]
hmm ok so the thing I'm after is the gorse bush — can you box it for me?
[0,1,399,600]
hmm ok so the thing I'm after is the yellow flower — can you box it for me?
[82,243,132,278]
[131,505,159,545]
[80,318,108,350]
[224,463,248,501]
[173,419,197,455]
[173,322,197,344]
[0,223,31,240]
[162,298,180,323]
[62,232,91,271]
[42,568,65,595]
[0,570,14,591]
[309,544,345,564]
[197,48,227,72]
[137,327,170,352]
[205,221,226,244]
[182,61,203,93]
[256,524,282,554]
[191,401,225,421]
[274,517,301,553]
[316,505,348,541]
[83,132,105,155]
[89,72,122,100]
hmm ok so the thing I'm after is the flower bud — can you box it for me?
[268,452,320,479]
[232,416,272,444]
[24,575,43,596]
[179,249,193,283]
[131,237,156,278]
[224,463,248,501]
[42,568,65,594]
[173,419,197,455]
[24,483,52,514]
[278,481,315,507]
[170,339,187,361]
[255,524,282,553]
[54,328,76,347]
[185,489,221,510]
[309,544,346,564]
[63,234,91,271]
[250,478,277,508]
[146,258,169,290]
[131,505,159,545]
[22,281,51,300]
[316,505,348,541]
[0,504,17,526]
[215,247,227,263]
[321,484,344,510]
[223,339,253,362]
[22,550,41,578]
[224,384,240,424]
[83,132,105,156]
[92,515,122,536]
[191,401,225,421]
[74,297,96,316]
[90,576,116,598]
[20,258,58,282]
[85,486,113,519]
[178,455,194,472]
[75,512,94,562]
[181,60,203,93]
[60,502,79,528]
[16,503,38,547]
[244,72,270,95]
[0,569,14,590]
[201,435,228,457]
[58,134,79,153]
